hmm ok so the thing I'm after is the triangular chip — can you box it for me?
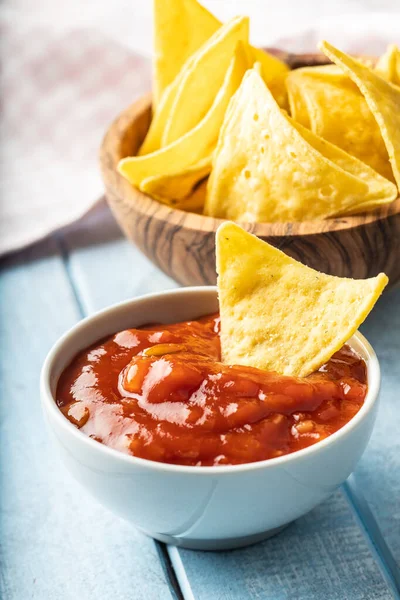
[286,66,316,128]
[139,80,179,156]
[140,156,211,202]
[172,178,208,212]
[178,178,207,213]
[375,44,400,86]
[119,43,249,186]
[161,20,250,146]
[268,70,290,112]
[205,70,396,222]
[250,48,289,108]
[252,47,289,83]
[140,16,249,155]
[287,65,393,181]
[216,222,388,377]
[152,0,288,110]
[153,0,220,106]
[319,41,400,189]
[146,178,207,213]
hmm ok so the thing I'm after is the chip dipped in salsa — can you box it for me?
[56,313,368,467]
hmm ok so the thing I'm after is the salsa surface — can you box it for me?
[56,314,367,466]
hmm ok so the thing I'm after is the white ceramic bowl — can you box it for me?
[41,287,380,550]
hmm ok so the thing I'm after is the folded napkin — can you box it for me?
[1,7,398,257]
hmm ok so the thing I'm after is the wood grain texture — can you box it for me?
[59,230,397,600]
[100,54,400,287]
[0,242,176,600]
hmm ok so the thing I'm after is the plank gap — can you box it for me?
[167,546,197,600]
[342,476,400,599]
[155,543,186,600]
[54,233,86,319]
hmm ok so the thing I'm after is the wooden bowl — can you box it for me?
[100,52,400,287]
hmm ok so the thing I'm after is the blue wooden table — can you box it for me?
[1,206,400,600]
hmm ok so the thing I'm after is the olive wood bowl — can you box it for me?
[100,51,400,287]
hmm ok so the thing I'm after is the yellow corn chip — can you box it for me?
[205,70,397,222]
[251,48,289,106]
[139,81,178,156]
[287,66,393,181]
[267,70,290,111]
[216,222,388,377]
[151,178,207,213]
[179,178,207,212]
[153,0,220,106]
[140,16,249,155]
[320,41,400,189]
[140,156,211,201]
[161,21,250,146]
[119,43,249,186]
[176,178,208,212]
[287,68,314,127]
[152,0,288,110]
[375,44,400,86]
[253,61,262,76]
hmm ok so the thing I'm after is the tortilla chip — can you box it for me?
[292,120,395,216]
[140,16,249,155]
[161,19,250,146]
[153,0,219,106]
[139,81,178,156]
[267,70,290,111]
[119,43,249,186]
[286,67,314,127]
[140,156,211,201]
[375,44,400,86]
[251,47,289,105]
[205,69,396,222]
[287,65,393,181]
[320,41,400,189]
[152,178,207,212]
[177,178,208,212]
[216,222,388,377]
[152,0,288,110]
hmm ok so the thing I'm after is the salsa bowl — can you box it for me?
[41,287,380,550]
[100,51,400,288]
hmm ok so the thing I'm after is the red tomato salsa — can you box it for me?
[56,314,367,466]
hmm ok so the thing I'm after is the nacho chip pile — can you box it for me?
[118,0,399,222]
[205,70,396,222]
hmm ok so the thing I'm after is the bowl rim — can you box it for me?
[99,77,400,238]
[41,286,380,475]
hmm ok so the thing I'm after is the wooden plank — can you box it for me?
[0,240,176,600]
[62,222,394,600]
[61,206,178,314]
[174,491,390,600]
[356,287,400,564]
